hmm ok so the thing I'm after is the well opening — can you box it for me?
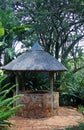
[26,90,49,94]
[15,71,59,118]
[2,43,67,118]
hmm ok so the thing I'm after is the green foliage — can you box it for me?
[4,47,16,64]
[78,105,84,113]
[0,0,83,66]
[59,69,84,106]
[18,72,50,91]
[0,22,4,36]
[65,123,84,130]
[0,28,4,36]
[53,123,84,130]
[59,50,84,106]
[0,74,24,128]
[0,70,3,76]
[0,0,84,108]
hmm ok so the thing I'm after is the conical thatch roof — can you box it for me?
[2,43,67,72]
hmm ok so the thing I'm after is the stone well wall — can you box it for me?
[16,91,59,118]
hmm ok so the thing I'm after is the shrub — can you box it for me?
[0,75,24,129]
[65,123,84,130]
[78,105,84,113]
[59,71,84,106]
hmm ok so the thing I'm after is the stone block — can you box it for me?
[15,91,59,118]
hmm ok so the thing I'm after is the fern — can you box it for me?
[0,75,24,128]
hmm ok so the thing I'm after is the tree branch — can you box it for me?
[73,65,84,73]
[62,35,84,59]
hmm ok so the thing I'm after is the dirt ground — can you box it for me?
[9,107,84,130]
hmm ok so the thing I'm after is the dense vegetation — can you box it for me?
[0,1,84,129]
[0,0,84,106]
[0,71,23,129]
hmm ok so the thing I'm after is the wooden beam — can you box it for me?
[49,72,54,111]
[16,73,19,94]
[21,72,25,91]
[15,73,19,105]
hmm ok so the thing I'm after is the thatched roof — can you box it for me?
[2,43,67,72]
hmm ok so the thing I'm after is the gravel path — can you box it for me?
[9,107,84,130]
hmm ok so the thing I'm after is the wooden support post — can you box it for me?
[22,72,25,91]
[49,72,54,111]
[16,73,19,105]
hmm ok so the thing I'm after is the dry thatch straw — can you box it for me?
[2,43,67,72]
